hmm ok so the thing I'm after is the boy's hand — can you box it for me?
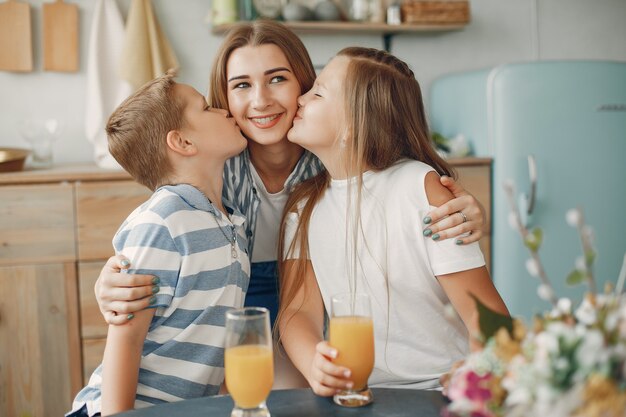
[95,255,158,325]
[308,341,353,397]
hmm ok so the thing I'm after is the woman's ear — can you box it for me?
[166,130,197,156]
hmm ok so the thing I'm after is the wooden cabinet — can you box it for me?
[0,159,491,415]
[0,165,151,417]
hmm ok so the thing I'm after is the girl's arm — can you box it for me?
[437,266,509,351]
[423,175,486,245]
[100,307,155,415]
[95,255,158,324]
[278,260,353,396]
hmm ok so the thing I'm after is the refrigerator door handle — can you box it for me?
[519,154,537,226]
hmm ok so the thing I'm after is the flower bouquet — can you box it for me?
[443,181,626,417]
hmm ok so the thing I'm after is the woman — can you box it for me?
[93,21,486,388]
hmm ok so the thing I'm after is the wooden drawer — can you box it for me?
[0,183,75,266]
[78,261,109,339]
[75,181,151,261]
[82,338,106,385]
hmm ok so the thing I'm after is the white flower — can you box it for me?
[565,208,582,227]
[575,256,587,271]
[537,284,554,302]
[574,298,597,325]
[508,212,520,230]
[576,329,604,370]
[556,298,572,315]
[525,258,540,277]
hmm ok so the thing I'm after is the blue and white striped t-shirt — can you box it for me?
[70,184,250,416]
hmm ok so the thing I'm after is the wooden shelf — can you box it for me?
[211,21,466,35]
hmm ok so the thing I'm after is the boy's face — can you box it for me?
[175,83,247,160]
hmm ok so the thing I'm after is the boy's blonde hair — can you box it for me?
[106,71,184,191]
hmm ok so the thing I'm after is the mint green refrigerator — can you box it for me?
[430,61,626,318]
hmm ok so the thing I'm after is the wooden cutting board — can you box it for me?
[43,0,79,72]
[0,0,33,72]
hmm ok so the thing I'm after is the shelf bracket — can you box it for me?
[383,33,394,52]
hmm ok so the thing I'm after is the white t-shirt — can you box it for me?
[283,159,485,389]
[250,163,289,263]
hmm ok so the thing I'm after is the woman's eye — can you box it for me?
[233,82,250,89]
[270,75,286,84]
[314,93,322,98]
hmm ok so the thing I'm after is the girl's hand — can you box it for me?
[422,175,485,245]
[308,341,353,397]
[95,255,159,325]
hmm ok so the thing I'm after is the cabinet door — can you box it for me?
[75,181,151,261]
[0,263,81,417]
[455,163,492,271]
[0,183,75,266]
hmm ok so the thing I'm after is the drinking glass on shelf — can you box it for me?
[329,292,375,407]
[17,118,64,169]
[225,307,274,417]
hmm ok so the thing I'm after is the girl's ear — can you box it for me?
[166,130,197,156]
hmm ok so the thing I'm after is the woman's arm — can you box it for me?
[100,307,155,415]
[423,175,486,245]
[95,255,159,324]
[437,266,509,351]
[278,260,353,396]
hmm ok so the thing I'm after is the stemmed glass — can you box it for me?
[225,307,274,417]
[329,292,375,407]
[17,118,64,168]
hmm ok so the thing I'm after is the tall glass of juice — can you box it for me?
[329,292,374,407]
[225,307,274,417]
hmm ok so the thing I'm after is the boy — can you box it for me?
[68,72,250,416]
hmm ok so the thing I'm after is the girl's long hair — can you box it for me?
[277,47,454,327]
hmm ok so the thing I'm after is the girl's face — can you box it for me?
[176,83,247,160]
[288,56,348,156]
[226,44,302,147]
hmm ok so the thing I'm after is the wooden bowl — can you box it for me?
[0,147,30,173]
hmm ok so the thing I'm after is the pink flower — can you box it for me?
[465,372,493,402]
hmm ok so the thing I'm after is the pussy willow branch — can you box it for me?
[503,182,558,307]
[574,208,597,295]
[616,253,626,295]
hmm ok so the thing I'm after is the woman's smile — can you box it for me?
[249,112,283,129]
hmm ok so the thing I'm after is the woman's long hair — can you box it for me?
[277,47,454,328]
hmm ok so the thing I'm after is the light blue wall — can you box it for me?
[0,0,625,164]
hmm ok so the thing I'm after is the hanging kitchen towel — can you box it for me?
[84,0,132,169]
[119,0,179,90]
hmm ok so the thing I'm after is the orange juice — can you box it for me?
[329,316,375,390]
[225,344,274,408]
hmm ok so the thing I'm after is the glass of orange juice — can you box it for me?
[225,307,274,417]
[329,292,375,407]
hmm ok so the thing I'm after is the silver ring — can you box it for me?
[458,211,468,223]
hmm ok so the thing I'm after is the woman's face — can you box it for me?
[226,44,302,147]
[288,56,348,156]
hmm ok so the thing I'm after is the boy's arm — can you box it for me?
[101,307,155,416]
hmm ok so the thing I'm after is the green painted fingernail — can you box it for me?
[152,276,160,285]
[432,233,440,241]
[121,259,130,267]
[127,313,134,320]
[149,296,157,305]
[423,216,432,224]
[456,239,463,245]
[152,285,160,294]
[423,229,432,237]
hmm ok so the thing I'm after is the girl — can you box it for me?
[92,22,486,388]
[277,47,509,395]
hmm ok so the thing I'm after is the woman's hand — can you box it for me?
[95,255,159,325]
[308,341,353,397]
[422,175,486,245]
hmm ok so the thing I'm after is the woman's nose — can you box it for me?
[252,86,271,110]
